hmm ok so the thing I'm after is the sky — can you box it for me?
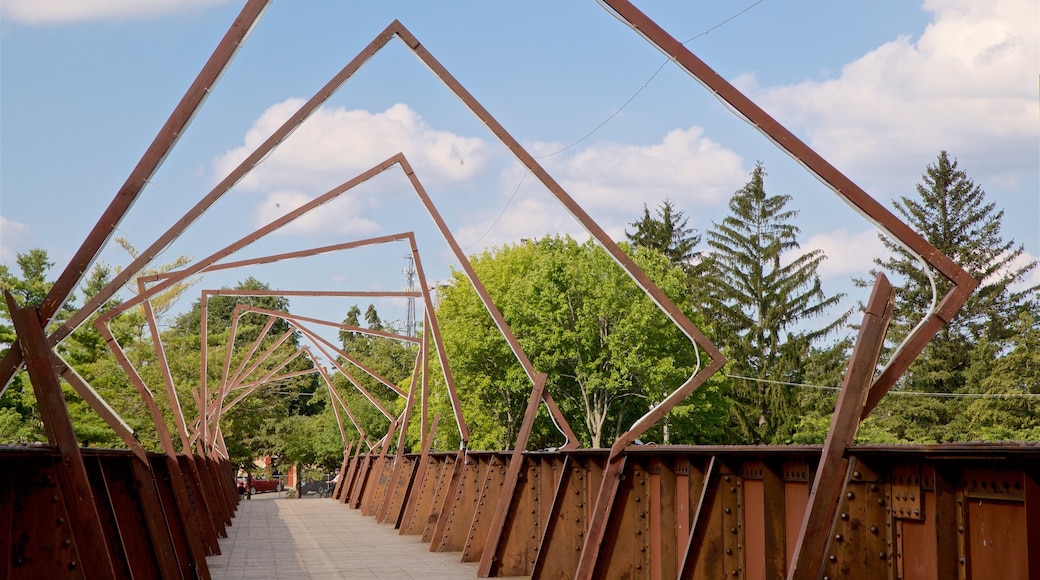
[1,0,1038,353]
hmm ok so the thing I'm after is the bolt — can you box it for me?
[958,525,964,533]
[878,498,886,506]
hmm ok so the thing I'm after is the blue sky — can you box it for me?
[1,0,1037,349]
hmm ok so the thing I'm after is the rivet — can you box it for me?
[878,498,886,506]
[56,518,65,526]
[730,527,738,534]
[68,562,77,570]
[870,483,879,492]
[725,476,731,482]
[853,471,862,479]
[731,570,739,577]
[914,509,920,516]
[840,512,849,520]
[63,539,71,547]
[834,534,843,542]
[870,526,879,535]
[879,552,887,560]
[958,525,964,533]
[51,495,58,503]
[725,548,733,555]
[725,508,732,514]
[829,555,837,562]
[731,486,737,493]
[846,492,855,500]
[959,557,965,565]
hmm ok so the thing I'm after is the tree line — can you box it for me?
[1,151,1037,474]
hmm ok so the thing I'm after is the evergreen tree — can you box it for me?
[858,151,1038,442]
[868,151,1038,395]
[626,199,700,269]
[700,163,849,443]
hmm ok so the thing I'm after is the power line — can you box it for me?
[464,1,767,251]
[725,374,1040,399]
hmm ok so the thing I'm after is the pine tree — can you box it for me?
[700,163,849,443]
[858,151,1038,443]
[870,151,1038,394]
[625,199,700,269]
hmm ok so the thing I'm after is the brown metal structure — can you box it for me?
[5,3,1038,580]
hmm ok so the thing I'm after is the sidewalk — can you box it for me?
[207,493,483,579]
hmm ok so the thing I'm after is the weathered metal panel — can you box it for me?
[532,456,589,579]
[399,453,446,537]
[6,456,83,579]
[820,465,891,580]
[596,460,651,578]
[433,453,488,552]
[461,454,506,562]
[493,456,551,576]
[422,453,461,543]
[966,498,1027,579]
[378,455,417,526]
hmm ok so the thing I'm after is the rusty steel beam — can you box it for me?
[788,273,894,579]
[139,278,192,452]
[598,0,978,417]
[244,306,407,397]
[477,372,549,575]
[0,0,271,396]
[5,292,119,579]
[51,354,149,464]
[33,11,398,376]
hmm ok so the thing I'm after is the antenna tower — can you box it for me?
[403,253,417,337]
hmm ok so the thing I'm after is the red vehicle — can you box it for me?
[237,475,283,495]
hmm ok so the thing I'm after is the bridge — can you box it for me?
[1,1,1037,579]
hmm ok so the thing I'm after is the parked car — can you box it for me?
[237,475,283,494]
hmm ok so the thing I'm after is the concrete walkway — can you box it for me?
[207,492,483,579]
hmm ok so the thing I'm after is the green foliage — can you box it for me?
[437,235,728,449]
[699,163,849,443]
[626,199,700,269]
[857,151,1039,442]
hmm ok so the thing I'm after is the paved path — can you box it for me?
[206,493,484,579]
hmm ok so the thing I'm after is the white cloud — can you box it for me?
[0,216,33,264]
[213,101,491,195]
[453,127,747,250]
[752,0,1039,192]
[534,126,746,216]
[0,0,234,24]
[252,189,381,239]
[799,228,886,280]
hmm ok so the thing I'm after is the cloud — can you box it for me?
[534,126,746,216]
[0,216,33,264]
[0,0,234,24]
[212,101,491,195]
[453,127,748,250]
[252,189,382,239]
[799,228,886,280]
[750,0,1038,192]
